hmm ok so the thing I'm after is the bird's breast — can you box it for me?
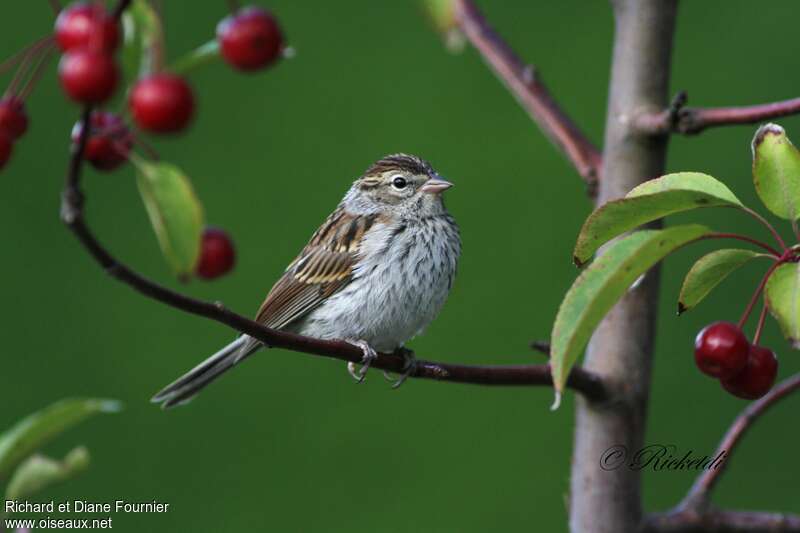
[299,215,460,351]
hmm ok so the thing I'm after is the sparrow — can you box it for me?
[152,154,461,408]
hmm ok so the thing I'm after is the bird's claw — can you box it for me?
[382,348,417,389]
[347,340,378,383]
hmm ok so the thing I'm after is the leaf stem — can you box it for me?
[701,232,781,258]
[168,40,220,75]
[738,258,785,329]
[741,206,787,252]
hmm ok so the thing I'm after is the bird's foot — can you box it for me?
[382,347,417,389]
[346,339,378,383]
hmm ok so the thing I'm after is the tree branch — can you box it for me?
[634,91,800,135]
[453,0,602,191]
[61,116,610,401]
[642,508,800,533]
[641,373,800,532]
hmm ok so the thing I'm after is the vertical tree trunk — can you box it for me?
[569,1,678,532]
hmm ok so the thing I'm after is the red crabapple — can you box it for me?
[721,345,778,400]
[217,7,283,71]
[55,2,120,52]
[71,111,133,171]
[196,227,236,279]
[694,321,749,379]
[0,133,13,170]
[129,74,195,133]
[58,49,119,103]
[0,98,28,140]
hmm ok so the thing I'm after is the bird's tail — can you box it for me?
[151,335,261,409]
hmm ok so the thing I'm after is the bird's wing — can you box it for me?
[254,208,379,330]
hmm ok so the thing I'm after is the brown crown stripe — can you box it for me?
[363,153,434,178]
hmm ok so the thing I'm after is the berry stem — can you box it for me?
[741,206,787,251]
[226,0,240,13]
[129,130,160,160]
[3,36,55,98]
[0,36,53,77]
[701,232,782,257]
[18,43,55,101]
[738,258,784,329]
[752,300,769,345]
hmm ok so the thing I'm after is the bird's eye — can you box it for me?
[391,176,408,190]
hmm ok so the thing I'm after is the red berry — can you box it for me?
[0,98,28,140]
[0,133,13,170]
[217,7,283,71]
[721,345,778,399]
[196,227,236,279]
[71,111,133,171]
[694,321,749,378]
[55,2,120,52]
[58,49,119,103]
[129,74,195,133]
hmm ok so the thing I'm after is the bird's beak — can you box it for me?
[421,177,454,195]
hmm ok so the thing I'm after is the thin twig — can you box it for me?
[681,373,800,510]
[635,92,800,136]
[453,0,602,191]
[641,373,800,532]
[530,340,551,356]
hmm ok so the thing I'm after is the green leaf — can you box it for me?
[765,262,800,348]
[678,249,769,314]
[169,40,220,75]
[121,0,163,81]
[6,447,90,500]
[0,399,120,482]
[133,159,205,277]
[752,123,800,220]
[551,225,711,401]
[573,173,742,265]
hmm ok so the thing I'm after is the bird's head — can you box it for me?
[345,153,453,217]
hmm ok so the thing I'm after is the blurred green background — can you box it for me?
[1,1,798,531]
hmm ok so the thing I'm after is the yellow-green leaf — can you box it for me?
[133,160,205,277]
[419,0,464,52]
[551,225,711,400]
[765,262,800,348]
[0,399,120,482]
[752,123,800,220]
[6,447,90,500]
[678,249,769,314]
[574,173,741,265]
